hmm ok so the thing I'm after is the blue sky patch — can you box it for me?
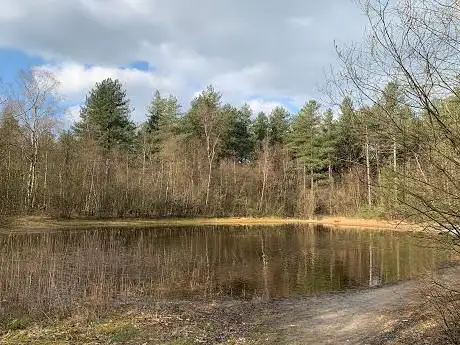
[0,48,45,84]
[125,60,153,71]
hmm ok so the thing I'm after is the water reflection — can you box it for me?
[0,225,449,315]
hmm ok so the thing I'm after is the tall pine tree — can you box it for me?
[335,97,362,172]
[74,78,135,151]
[252,111,269,147]
[268,106,290,146]
[145,89,180,151]
[289,100,324,182]
[220,104,254,162]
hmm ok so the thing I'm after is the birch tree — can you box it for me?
[11,70,59,211]
[188,85,225,207]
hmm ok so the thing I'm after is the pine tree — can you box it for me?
[186,85,223,139]
[252,112,269,147]
[320,108,339,213]
[74,78,135,151]
[335,97,362,172]
[289,100,324,178]
[288,100,325,216]
[320,108,338,178]
[268,106,290,146]
[146,90,163,133]
[147,90,180,133]
[146,89,180,151]
[221,104,254,162]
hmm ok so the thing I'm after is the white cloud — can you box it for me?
[0,2,23,20]
[211,63,273,97]
[0,0,368,124]
[64,105,82,124]
[38,62,174,97]
[247,99,284,115]
[36,62,177,123]
[287,16,313,27]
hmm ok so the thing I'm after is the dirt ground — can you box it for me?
[264,265,459,344]
[265,283,430,344]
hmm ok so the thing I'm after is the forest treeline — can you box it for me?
[0,72,436,219]
[1,0,460,231]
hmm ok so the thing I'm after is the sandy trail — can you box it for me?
[268,284,419,344]
[261,267,459,345]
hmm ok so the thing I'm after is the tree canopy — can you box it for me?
[74,78,135,151]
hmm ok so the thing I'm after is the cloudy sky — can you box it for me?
[0,0,367,124]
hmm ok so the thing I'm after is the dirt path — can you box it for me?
[261,267,459,344]
[266,284,420,344]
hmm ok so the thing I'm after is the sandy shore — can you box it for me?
[0,215,420,233]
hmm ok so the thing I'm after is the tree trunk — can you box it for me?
[393,138,397,203]
[259,142,269,213]
[365,129,372,207]
[6,150,10,206]
[26,132,38,211]
[205,137,219,208]
[59,171,63,201]
[303,164,306,193]
[104,157,110,214]
[233,159,237,186]
[414,153,428,184]
[85,160,97,215]
[42,151,48,210]
[125,154,129,212]
[328,162,333,215]
[310,166,315,217]
[310,167,314,195]
[141,134,146,210]
[205,159,212,207]
[376,145,383,206]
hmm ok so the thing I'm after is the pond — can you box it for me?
[0,225,450,316]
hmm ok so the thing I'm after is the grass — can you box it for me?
[0,301,269,345]
[6,317,32,331]
[355,205,386,219]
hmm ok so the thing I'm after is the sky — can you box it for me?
[0,0,367,125]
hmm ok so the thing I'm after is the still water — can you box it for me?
[0,225,449,313]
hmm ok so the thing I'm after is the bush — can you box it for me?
[355,205,386,219]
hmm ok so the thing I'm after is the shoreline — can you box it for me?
[2,267,456,345]
[0,215,420,233]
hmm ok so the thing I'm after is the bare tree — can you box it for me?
[258,138,271,212]
[190,86,225,208]
[11,69,59,211]
[335,0,460,241]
